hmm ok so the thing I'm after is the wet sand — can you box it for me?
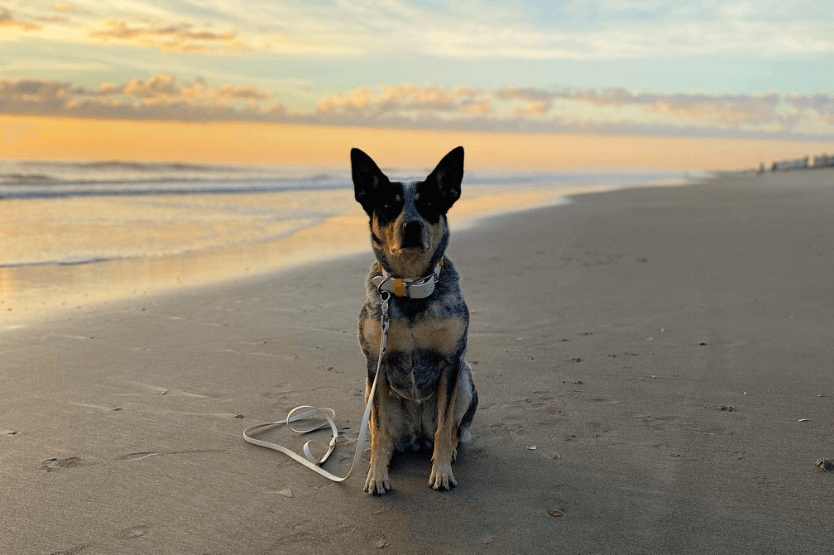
[2,169,834,554]
[0,184,560,327]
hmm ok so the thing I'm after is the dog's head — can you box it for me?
[351,147,464,277]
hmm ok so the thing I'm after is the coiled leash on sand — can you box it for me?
[242,291,391,483]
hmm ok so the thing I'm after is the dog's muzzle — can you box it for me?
[401,220,425,251]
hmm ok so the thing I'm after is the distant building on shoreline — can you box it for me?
[771,157,809,171]
[757,153,834,173]
[813,154,834,168]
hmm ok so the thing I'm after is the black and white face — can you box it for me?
[351,146,464,256]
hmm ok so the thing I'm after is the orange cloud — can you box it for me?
[315,87,373,114]
[376,84,465,111]
[120,74,181,98]
[0,75,279,121]
[0,8,44,31]
[316,84,492,121]
[211,84,272,101]
[90,20,234,41]
[88,20,247,54]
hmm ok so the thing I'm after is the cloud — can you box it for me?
[490,87,793,130]
[0,78,89,98]
[647,97,779,126]
[315,84,490,120]
[52,3,76,14]
[784,93,834,127]
[2,75,834,139]
[786,93,834,115]
[1,3,361,58]
[91,21,234,42]
[0,8,44,31]
[88,20,250,54]
[118,74,182,98]
[0,75,278,121]
[553,89,785,126]
[314,87,373,115]
[210,84,273,101]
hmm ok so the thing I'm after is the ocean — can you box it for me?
[0,158,705,325]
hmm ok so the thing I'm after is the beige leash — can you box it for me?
[242,291,391,482]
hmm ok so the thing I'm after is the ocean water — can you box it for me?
[0,158,705,325]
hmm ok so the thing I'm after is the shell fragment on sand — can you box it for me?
[814,458,833,472]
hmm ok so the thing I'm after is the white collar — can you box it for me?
[371,259,443,299]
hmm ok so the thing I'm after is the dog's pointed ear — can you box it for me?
[425,146,464,212]
[351,148,389,215]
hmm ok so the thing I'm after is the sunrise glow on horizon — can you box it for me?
[4,115,834,171]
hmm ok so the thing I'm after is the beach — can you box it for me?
[2,168,834,554]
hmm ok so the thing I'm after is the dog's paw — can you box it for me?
[428,463,457,491]
[364,467,392,495]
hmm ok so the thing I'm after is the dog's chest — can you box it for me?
[385,312,466,355]
[362,310,467,399]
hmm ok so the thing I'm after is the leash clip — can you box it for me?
[379,291,390,354]
[379,290,390,322]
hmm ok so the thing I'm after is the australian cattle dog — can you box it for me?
[351,146,478,495]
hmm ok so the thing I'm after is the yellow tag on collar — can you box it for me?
[393,278,404,297]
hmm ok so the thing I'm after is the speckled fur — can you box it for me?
[352,146,478,495]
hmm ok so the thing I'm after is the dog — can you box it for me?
[352,146,478,495]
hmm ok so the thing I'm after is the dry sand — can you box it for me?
[2,169,834,554]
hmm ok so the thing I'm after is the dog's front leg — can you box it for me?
[364,373,394,495]
[429,363,458,490]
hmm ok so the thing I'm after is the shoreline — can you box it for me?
[1,175,696,330]
[3,168,834,553]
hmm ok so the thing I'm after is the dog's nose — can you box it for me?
[402,220,424,248]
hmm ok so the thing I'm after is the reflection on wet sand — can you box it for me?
[1,186,557,328]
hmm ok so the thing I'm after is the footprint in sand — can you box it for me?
[40,457,82,472]
[117,525,150,539]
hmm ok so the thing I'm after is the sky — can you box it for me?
[1,0,833,169]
